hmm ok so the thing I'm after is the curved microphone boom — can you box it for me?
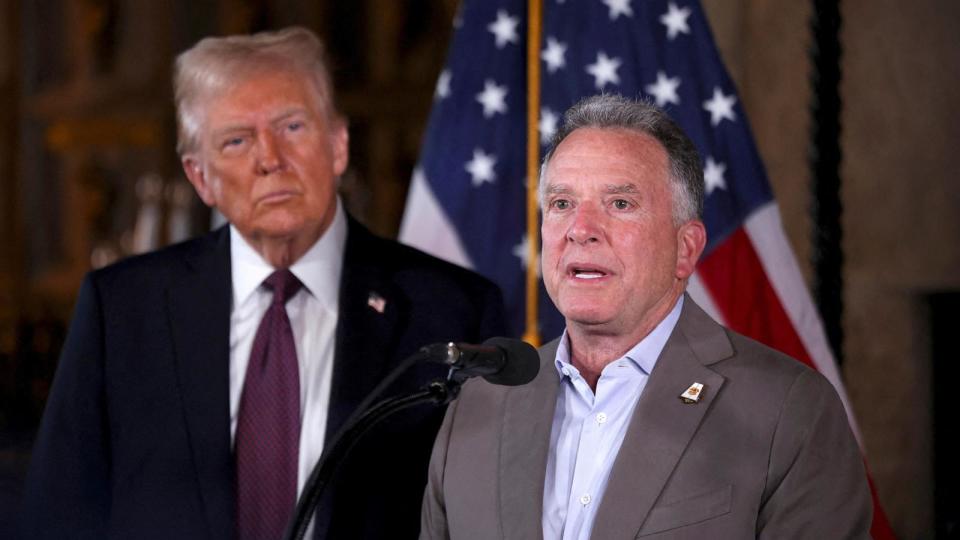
[420,336,540,386]
[284,336,538,540]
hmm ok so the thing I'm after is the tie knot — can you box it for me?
[263,269,303,305]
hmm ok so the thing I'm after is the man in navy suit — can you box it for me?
[22,27,506,539]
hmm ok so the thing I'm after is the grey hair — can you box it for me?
[174,26,338,155]
[539,94,704,224]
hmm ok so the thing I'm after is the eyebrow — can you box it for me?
[544,184,573,196]
[544,183,640,195]
[603,183,639,194]
[270,108,309,125]
[210,108,311,138]
[210,124,253,139]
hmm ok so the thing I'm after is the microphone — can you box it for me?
[286,337,538,540]
[421,337,540,386]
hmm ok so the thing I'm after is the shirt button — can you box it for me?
[580,494,592,506]
[596,412,607,424]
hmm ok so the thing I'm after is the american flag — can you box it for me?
[399,1,893,535]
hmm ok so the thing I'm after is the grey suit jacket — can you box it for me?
[420,296,872,539]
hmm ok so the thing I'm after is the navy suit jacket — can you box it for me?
[22,218,507,539]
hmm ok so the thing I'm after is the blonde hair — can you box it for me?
[174,26,337,154]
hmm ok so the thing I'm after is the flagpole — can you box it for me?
[522,0,543,346]
[810,3,894,537]
[810,0,844,367]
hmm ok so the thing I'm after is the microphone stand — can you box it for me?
[283,350,465,540]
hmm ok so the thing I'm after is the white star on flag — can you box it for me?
[512,234,540,274]
[539,108,559,145]
[703,156,727,194]
[645,71,681,107]
[435,70,451,100]
[541,37,567,73]
[476,79,508,118]
[487,9,520,49]
[465,148,497,187]
[703,86,737,126]
[660,2,692,40]
[586,51,622,89]
[603,0,634,20]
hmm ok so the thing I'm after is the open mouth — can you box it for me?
[568,265,610,280]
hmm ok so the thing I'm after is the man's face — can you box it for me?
[541,127,704,336]
[182,70,348,249]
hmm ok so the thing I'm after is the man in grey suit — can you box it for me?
[420,95,872,539]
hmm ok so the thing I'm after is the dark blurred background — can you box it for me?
[1,1,957,538]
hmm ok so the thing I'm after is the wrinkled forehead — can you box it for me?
[544,127,671,192]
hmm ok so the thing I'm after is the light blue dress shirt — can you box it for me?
[542,296,684,540]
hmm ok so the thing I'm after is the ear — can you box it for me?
[675,219,707,279]
[181,155,216,207]
[330,120,349,176]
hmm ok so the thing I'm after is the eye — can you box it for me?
[221,136,246,151]
[287,120,304,132]
[551,198,571,211]
[612,198,632,210]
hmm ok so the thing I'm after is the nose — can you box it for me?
[255,131,284,175]
[566,203,602,245]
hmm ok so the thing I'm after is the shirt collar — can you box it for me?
[554,295,685,378]
[230,197,347,311]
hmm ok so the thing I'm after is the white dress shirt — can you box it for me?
[228,197,346,498]
[542,296,684,540]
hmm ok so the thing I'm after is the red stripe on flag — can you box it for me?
[699,228,898,539]
[696,227,814,369]
[868,469,897,540]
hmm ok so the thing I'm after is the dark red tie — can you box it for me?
[236,269,302,540]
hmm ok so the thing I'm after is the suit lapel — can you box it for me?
[165,227,235,537]
[499,339,561,540]
[590,297,731,539]
[325,219,403,441]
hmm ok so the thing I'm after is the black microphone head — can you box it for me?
[480,337,540,386]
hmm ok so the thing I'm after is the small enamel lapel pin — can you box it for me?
[679,382,705,404]
[367,292,387,314]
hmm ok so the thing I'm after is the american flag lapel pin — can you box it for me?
[679,382,705,404]
[367,292,387,314]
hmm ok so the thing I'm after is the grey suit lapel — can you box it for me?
[590,297,731,539]
[499,339,561,540]
[165,227,235,537]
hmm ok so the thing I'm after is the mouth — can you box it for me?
[566,263,612,281]
[258,190,299,205]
